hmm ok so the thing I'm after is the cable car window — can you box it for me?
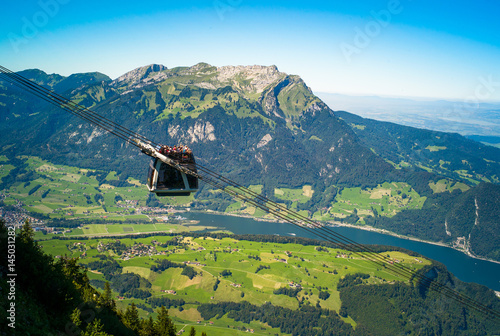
[157,162,185,190]
[187,173,198,190]
[147,160,155,190]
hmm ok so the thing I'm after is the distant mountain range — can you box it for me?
[1,63,499,261]
[316,92,500,138]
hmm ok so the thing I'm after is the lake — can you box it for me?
[183,211,500,292]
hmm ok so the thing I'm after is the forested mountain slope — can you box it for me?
[336,110,500,184]
[0,63,395,188]
[335,110,500,261]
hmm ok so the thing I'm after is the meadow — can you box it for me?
[39,229,431,335]
[222,182,428,224]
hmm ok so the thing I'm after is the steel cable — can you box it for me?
[1,65,498,321]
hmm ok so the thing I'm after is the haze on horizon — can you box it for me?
[1,0,500,103]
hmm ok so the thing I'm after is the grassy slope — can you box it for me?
[39,231,431,335]
[224,182,427,224]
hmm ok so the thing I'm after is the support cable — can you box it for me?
[1,65,498,321]
[192,164,500,319]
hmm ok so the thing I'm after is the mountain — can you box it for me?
[13,68,111,95]
[334,111,500,260]
[1,62,500,261]
[335,110,500,185]
[0,63,394,188]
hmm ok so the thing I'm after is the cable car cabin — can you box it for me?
[147,153,198,196]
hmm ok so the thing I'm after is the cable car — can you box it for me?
[147,149,198,196]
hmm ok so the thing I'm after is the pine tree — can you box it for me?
[155,306,176,336]
[140,316,158,336]
[100,281,116,310]
[82,319,111,336]
[19,219,34,244]
[201,332,208,336]
[189,326,196,336]
[123,302,141,333]
[60,256,89,292]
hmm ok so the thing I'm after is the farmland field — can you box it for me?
[320,182,426,221]
[38,229,431,335]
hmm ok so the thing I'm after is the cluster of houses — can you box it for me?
[183,260,207,267]
[46,227,72,234]
[96,241,161,259]
[453,236,468,250]
[160,289,177,295]
[121,243,158,259]
[0,196,45,227]
[288,281,302,289]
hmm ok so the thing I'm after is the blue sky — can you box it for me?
[1,0,500,100]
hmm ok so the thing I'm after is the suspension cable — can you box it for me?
[1,65,498,321]
[0,65,160,149]
[191,163,500,319]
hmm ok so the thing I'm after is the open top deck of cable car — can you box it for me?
[146,145,198,196]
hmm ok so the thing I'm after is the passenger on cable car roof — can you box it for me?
[159,145,193,162]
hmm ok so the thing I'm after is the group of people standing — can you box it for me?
[158,145,193,162]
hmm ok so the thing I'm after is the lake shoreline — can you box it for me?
[191,209,500,265]
[326,221,500,265]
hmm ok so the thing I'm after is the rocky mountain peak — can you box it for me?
[216,64,285,93]
[112,64,167,88]
[189,62,215,72]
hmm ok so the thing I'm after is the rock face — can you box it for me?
[112,64,168,89]
[168,121,216,143]
[112,62,289,97]
[256,134,273,148]
[105,62,324,123]
[216,64,284,93]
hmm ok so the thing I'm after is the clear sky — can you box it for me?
[1,0,500,101]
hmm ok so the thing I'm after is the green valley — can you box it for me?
[0,156,427,225]
[32,227,499,335]
[2,154,499,263]
[39,229,432,334]
[1,61,500,335]
[2,63,499,265]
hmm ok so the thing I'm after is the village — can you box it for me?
[0,194,45,228]
[96,240,164,259]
